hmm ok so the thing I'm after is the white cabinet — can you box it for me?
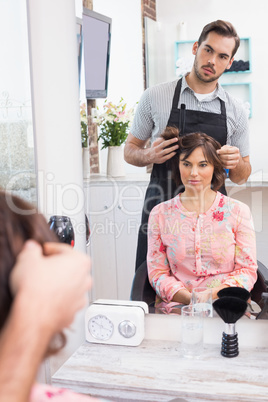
[84,175,149,300]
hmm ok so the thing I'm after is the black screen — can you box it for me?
[82,9,112,99]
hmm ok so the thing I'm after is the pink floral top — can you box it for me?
[30,383,110,402]
[147,192,257,308]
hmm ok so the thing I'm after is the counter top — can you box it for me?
[52,339,268,401]
[84,173,268,187]
[84,173,151,184]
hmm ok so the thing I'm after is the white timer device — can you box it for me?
[85,299,148,346]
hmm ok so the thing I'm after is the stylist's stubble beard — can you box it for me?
[193,57,223,84]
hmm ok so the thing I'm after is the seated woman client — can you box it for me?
[147,128,257,309]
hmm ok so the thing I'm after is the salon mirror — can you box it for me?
[87,1,268,317]
[4,0,267,318]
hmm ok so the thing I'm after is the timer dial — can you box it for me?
[88,314,114,340]
[118,320,136,338]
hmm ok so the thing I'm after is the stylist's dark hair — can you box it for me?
[0,190,66,356]
[198,20,240,58]
[162,127,226,191]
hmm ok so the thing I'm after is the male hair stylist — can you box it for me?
[124,20,252,271]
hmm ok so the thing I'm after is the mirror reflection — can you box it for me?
[2,2,266,318]
[87,0,268,318]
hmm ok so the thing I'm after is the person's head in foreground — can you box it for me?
[0,190,65,355]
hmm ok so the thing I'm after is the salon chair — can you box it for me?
[130,260,155,306]
[130,260,268,319]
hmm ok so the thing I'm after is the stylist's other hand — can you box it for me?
[217,145,240,170]
[10,240,92,332]
[149,137,179,164]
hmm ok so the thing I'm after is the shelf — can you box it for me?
[225,37,252,73]
[220,82,252,118]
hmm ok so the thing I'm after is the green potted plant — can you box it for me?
[92,98,135,176]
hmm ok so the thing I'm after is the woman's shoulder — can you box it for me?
[217,192,251,214]
[150,195,180,216]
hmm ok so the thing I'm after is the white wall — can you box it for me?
[92,0,146,175]
[0,0,31,108]
[0,0,36,203]
[27,0,88,376]
[154,0,268,180]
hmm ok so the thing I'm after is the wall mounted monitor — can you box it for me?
[82,8,112,99]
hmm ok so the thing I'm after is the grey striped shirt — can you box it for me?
[130,75,250,157]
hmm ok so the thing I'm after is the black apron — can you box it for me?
[135,78,228,271]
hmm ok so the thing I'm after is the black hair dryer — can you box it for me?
[48,215,75,247]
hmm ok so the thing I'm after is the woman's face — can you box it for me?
[179,146,214,192]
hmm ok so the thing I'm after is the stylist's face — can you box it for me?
[179,147,214,192]
[192,31,234,83]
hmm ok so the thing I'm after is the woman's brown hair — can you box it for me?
[162,127,226,191]
[0,190,66,355]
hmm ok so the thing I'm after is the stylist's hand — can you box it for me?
[149,137,179,164]
[217,145,240,170]
[10,240,92,332]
